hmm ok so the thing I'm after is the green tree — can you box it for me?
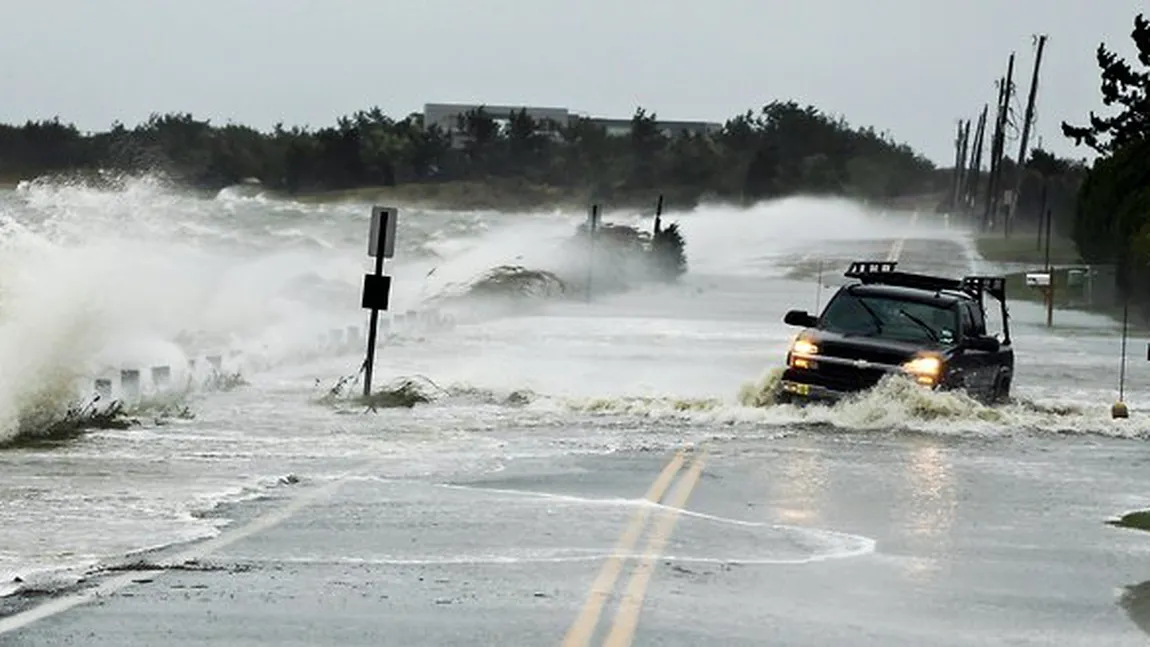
[0,101,940,206]
[1062,13,1150,153]
[1062,11,1150,315]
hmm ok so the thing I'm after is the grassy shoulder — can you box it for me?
[1007,268,1148,327]
[973,231,1084,266]
[972,232,1150,328]
[998,258,1147,329]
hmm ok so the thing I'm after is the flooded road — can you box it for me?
[1,180,1148,644]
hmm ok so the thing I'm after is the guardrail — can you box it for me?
[82,307,457,404]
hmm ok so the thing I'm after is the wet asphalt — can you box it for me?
[4,431,1150,646]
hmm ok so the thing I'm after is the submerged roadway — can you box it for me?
[3,222,1150,646]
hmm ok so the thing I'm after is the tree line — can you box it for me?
[0,101,953,207]
[1060,12,1150,315]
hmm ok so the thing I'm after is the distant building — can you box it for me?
[421,102,722,147]
[582,117,723,138]
[423,103,571,132]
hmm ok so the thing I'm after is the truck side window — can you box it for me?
[959,304,975,336]
[969,303,987,335]
[962,302,986,336]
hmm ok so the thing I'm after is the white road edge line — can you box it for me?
[0,468,362,636]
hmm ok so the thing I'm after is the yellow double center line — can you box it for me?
[886,210,919,262]
[561,447,707,647]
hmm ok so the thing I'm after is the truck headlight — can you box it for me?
[788,337,818,369]
[902,355,943,385]
[791,338,818,356]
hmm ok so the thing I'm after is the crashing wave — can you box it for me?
[426,214,688,309]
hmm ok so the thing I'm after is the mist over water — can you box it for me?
[0,176,1144,436]
[0,174,1147,599]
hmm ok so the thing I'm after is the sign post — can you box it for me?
[1113,297,1131,419]
[362,206,398,398]
[1043,206,1053,327]
[586,204,599,302]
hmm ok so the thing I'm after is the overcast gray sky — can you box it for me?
[0,0,1144,166]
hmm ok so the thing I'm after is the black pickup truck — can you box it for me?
[776,260,1013,405]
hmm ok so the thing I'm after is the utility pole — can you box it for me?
[1007,34,1048,237]
[954,120,971,212]
[982,69,1008,232]
[989,53,1016,236]
[964,105,988,218]
[950,120,966,212]
[997,53,1016,237]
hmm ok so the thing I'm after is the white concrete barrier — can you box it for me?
[84,307,462,407]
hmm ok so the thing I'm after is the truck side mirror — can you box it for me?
[965,335,1000,353]
[784,309,818,328]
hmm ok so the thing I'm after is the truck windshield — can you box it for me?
[819,290,958,344]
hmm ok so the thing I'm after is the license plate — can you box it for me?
[783,381,810,395]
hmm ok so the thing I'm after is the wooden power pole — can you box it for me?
[983,53,1015,234]
[964,105,988,217]
[955,120,971,210]
[1006,34,1048,237]
[950,119,968,211]
[982,79,1006,231]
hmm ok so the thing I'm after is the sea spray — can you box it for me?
[0,176,355,441]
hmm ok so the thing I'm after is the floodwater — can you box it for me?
[1,176,1149,643]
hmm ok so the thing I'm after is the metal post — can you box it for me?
[363,244,385,398]
[586,204,599,302]
[815,260,824,312]
[120,369,141,401]
[362,206,397,398]
[151,366,171,391]
[1036,180,1048,252]
[1120,298,1129,402]
[1044,206,1053,327]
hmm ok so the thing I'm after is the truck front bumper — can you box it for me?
[776,376,850,404]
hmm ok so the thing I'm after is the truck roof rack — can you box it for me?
[844,261,1008,302]
[844,261,963,293]
[960,276,1007,304]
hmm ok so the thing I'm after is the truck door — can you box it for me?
[960,301,995,397]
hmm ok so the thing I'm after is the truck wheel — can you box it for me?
[991,374,1011,405]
